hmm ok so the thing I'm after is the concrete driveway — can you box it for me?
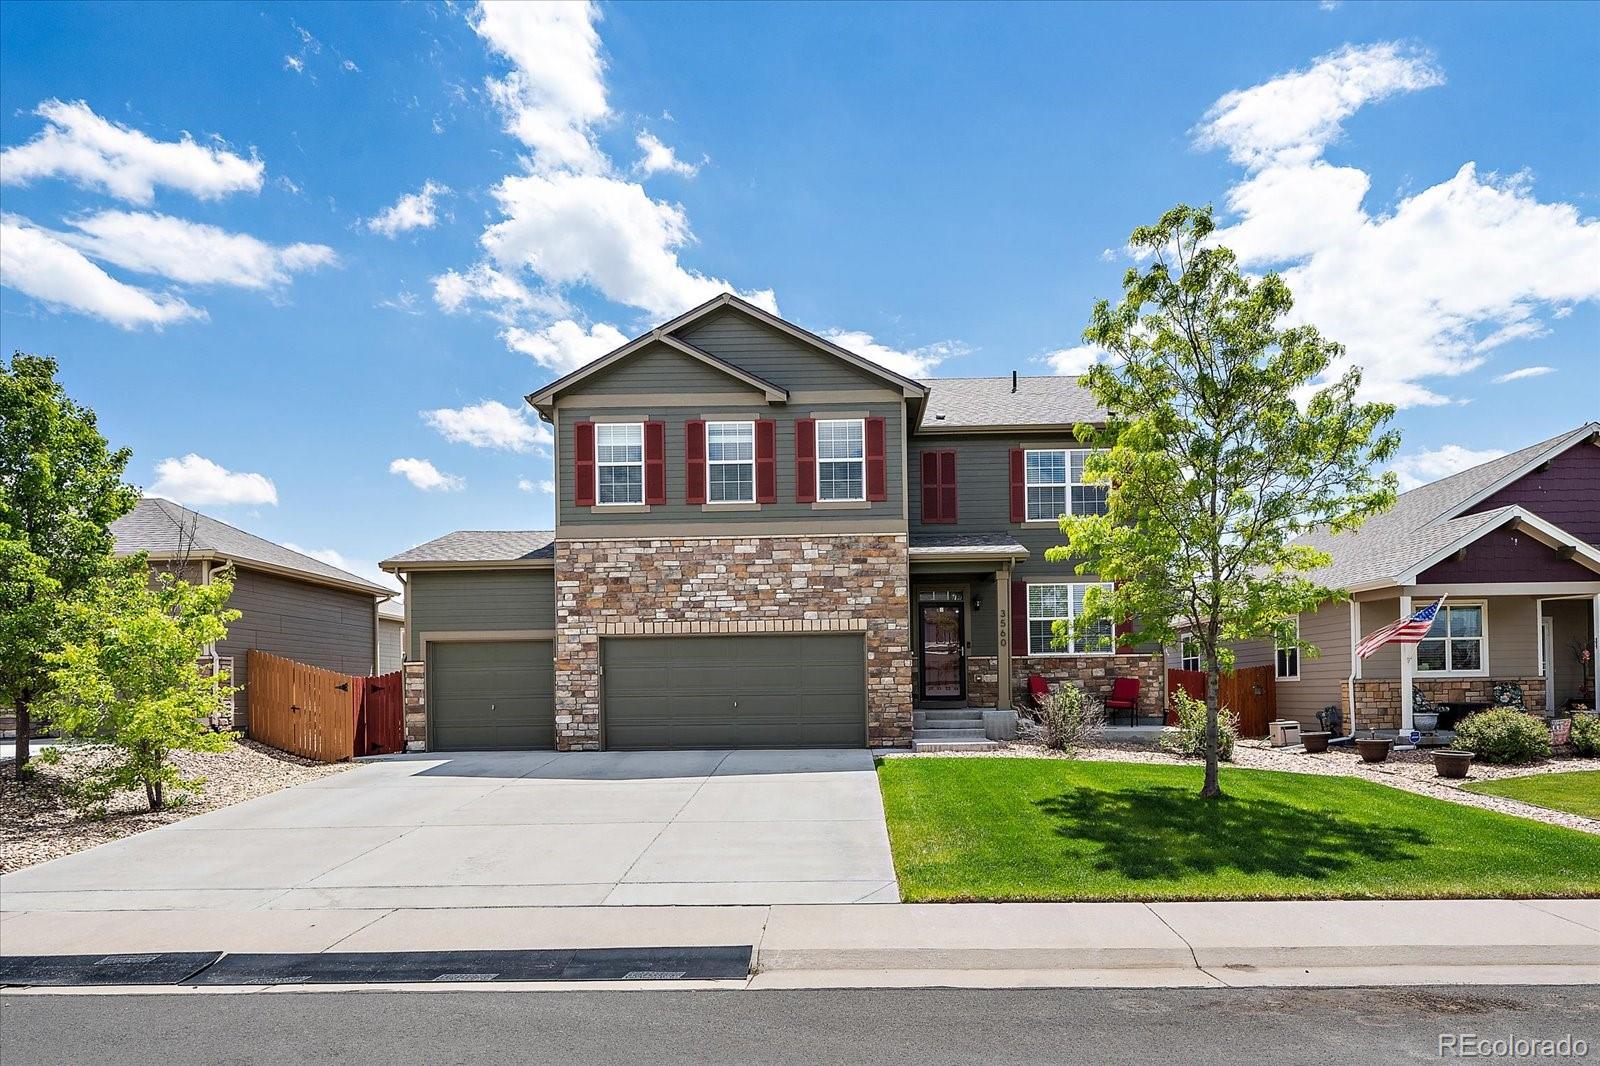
[0,749,899,910]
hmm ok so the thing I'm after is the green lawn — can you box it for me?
[877,757,1600,902]
[1463,771,1600,819]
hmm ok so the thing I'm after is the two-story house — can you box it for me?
[381,294,1165,753]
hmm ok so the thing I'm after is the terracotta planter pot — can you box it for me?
[1433,749,1474,779]
[1301,731,1331,753]
[1355,737,1393,763]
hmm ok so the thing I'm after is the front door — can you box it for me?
[919,602,965,702]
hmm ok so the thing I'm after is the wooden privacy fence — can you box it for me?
[1166,665,1276,738]
[246,651,405,762]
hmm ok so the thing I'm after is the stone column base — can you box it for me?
[403,660,426,750]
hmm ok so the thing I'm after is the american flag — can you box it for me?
[1356,597,1447,660]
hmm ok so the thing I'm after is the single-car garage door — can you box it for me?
[430,640,555,751]
[602,634,866,750]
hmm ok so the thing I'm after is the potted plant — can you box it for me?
[1433,749,1474,778]
[1355,736,1392,763]
[1301,731,1331,753]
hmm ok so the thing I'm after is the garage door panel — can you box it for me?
[431,640,555,751]
[603,634,866,750]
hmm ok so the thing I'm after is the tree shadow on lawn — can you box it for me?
[1034,784,1430,883]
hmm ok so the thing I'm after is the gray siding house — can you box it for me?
[383,294,1165,754]
[113,498,394,731]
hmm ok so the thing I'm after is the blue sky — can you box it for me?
[2,1,1596,590]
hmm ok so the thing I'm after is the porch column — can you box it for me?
[1399,593,1414,733]
[997,567,1012,710]
[1593,595,1600,704]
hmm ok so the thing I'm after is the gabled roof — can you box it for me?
[917,375,1106,432]
[910,532,1030,562]
[524,293,927,417]
[381,530,555,571]
[1293,422,1600,591]
[113,498,392,597]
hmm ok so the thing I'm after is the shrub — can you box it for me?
[1569,713,1600,757]
[1453,708,1551,765]
[1160,688,1238,761]
[1020,683,1106,754]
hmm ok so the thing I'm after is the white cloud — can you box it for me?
[502,318,628,373]
[424,399,552,452]
[59,210,336,289]
[1,214,203,329]
[1040,345,1108,376]
[1389,444,1506,492]
[431,262,566,323]
[388,457,464,492]
[150,453,278,506]
[634,131,701,177]
[1492,365,1555,384]
[1196,43,1600,408]
[282,542,401,591]
[518,477,555,494]
[0,99,263,204]
[284,55,305,73]
[822,330,965,378]
[377,290,424,315]
[366,180,450,237]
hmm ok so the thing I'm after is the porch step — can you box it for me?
[916,718,989,732]
[913,708,987,726]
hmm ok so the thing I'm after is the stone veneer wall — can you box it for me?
[1343,675,1548,732]
[965,655,1000,708]
[1012,655,1166,718]
[555,535,913,750]
[403,660,426,750]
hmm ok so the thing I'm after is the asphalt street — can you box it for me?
[2,985,1596,1065]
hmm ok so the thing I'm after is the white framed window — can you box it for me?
[706,421,755,503]
[1027,582,1115,656]
[1180,639,1202,672]
[816,418,865,501]
[1416,602,1486,675]
[1275,618,1300,681]
[595,422,644,505]
[1025,449,1108,522]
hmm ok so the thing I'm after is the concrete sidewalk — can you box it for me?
[2,898,1595,990]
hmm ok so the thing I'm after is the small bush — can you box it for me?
[1020,684,1106,754]
[1569,713,1600,757]
[1160,688,1238,761]
[1453,708,1551,765]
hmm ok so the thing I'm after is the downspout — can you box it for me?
[1341,597,1360,743]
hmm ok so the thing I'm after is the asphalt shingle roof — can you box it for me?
[910,532,1030,558]
[918,375,1106,431]
[382,530,555,567]
[112,498,391,596]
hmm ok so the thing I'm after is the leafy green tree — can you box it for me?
[1052,206,1399,798]
[42,560,239,812]
[1,353,139,776]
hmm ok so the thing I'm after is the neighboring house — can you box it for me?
[378,598,405,673]
[381,293,1164,753]
[112,498,395,732]
[1188,424,1600,734]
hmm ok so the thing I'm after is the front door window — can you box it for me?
[920,602,965,700]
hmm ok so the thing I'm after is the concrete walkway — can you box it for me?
[2,898,1595,990]
[0,749,899,910]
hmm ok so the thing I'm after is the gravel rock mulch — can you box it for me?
[882,735,1600,834]
[0,739,351,874]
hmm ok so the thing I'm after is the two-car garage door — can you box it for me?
[602,634,866,750]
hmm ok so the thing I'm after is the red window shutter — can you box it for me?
[755,419,777,504]
[644,421,666,505]
[939,450,957,523]
[685,420,706,505]
[795,419,816,503]
[574,421,596,507]
[865,416,887,502]
[920,451,941,523]
[1009,448,1026,524]
[1011,581,1029,656]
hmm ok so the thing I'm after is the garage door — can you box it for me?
[430,640,555,751]
[602,634,866,750]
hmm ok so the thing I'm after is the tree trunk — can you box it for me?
[13,693,31,777]
[1202,665,1223,799]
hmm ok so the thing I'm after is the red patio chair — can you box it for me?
[1105,677,1141,724]
[1026,673,1050,710]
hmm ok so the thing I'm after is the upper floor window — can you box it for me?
[1180,639,1202,672]
[1275,618,1300,681]
[1027,582,1115,656]
[596,423,644,505]
[1025,449,1107,522]
[817,418,865,501]
[1417,602,1485,674]
[707,421,755,503]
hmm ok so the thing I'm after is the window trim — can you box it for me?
[1275,617,1301,682]
[1180,639,1203,673]
[1414,600,1489,677]
[594,421,645,507]
[1025,581,1115,657]
[815,417,867,503]
[705,420,756,505]
[1023,448,1107,524]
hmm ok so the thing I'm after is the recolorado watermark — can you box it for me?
[1440,1033,1590,1058]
